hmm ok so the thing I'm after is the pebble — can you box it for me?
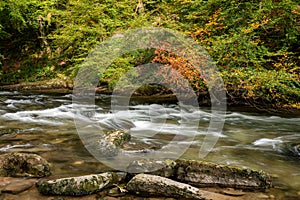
[107,187,126,197]
[0,178,36,194]
[220,188,246,196]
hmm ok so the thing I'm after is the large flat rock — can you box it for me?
[127,159,272,190]
[126,174,239,200]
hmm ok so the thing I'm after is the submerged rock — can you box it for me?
[127,174,231,200]
[0,128,22,136]
[0,153,51,177]
[36,172,127,196]
[291,144,300,157]
[175,159,272,190]
[280,143,300,159]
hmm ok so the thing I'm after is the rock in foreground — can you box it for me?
[127,174,233,200]
[176,159,272,190]
[0,153,51,177]
[127,159,272,190]
[36,172,126,196]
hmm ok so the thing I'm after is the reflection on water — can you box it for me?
[0,91,299,198]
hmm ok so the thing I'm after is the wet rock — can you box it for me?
[36,172,127,196]
[277,143,300,159]
[107,186,126,197]
[0,152,51,177]
[0,178,36,194]
[97,130,131,157]
[105,130,131,147]
[127,159,176,176]
[126,159,272,190]
[122,140,162,152]
[287,144,300,158]
[175,159,272,190]
[220,188,246,196]
[126,174,231,200]
[0,128,21,136]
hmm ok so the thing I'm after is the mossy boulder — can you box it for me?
[175,159,272,190]
[0,153,51,177]
[126,159,272,190]
[104,130,131,147]
[127,174,231,200]
[36,172,127,196]
[96,130,131,157]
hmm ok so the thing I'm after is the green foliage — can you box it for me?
[0,0,299,111]
[100,49,155,89]
[222,68,300,108]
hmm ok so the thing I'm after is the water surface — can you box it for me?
[0,91,299,199]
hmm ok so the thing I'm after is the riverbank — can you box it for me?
[1,80,299,115]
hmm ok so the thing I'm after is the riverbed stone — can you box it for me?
[97,130,131,157]
[105,130,131,147]
[127,159,176,175]
[126,173,234,200]
[290,144,300,157]
[0,152,51,177]
[175,159,272,190]
[278,143,300,159]
[36,172,127,196]
[0,177,36,194]
[107,186,126,197]
[126,159,272,190]
[0,128,22,136]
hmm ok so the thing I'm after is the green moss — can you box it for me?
[175,159,272,190]
[0,153,51,177]
[37,172,125,196]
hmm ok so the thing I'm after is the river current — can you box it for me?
[0,91,299,199]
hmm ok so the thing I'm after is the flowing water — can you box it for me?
[0,91,299,199]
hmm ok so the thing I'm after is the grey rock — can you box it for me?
[0,178,36,194]
[175,159,272,190]
[127,159,176,176]
[86,130,131,157]
[126,174,231,200]
[0,153,51,177]
[36,172,127,196]
[126,159,272,190]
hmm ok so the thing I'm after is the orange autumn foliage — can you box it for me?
[151,48,205,94]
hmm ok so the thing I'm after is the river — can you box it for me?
[0,91,299,199]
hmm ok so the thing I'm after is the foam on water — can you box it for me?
[252,138,283,147]
[4,99,33,104]
[0,143,33,151]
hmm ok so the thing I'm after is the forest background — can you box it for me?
[0,0,299,112]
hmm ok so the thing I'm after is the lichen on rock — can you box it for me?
[97,130,131,157]
[126,159,272,190]
[126,173,233,200]
[175,159,272,190]
[0,152,51,177]
[36,172,127,196]
[127,159,176,176]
